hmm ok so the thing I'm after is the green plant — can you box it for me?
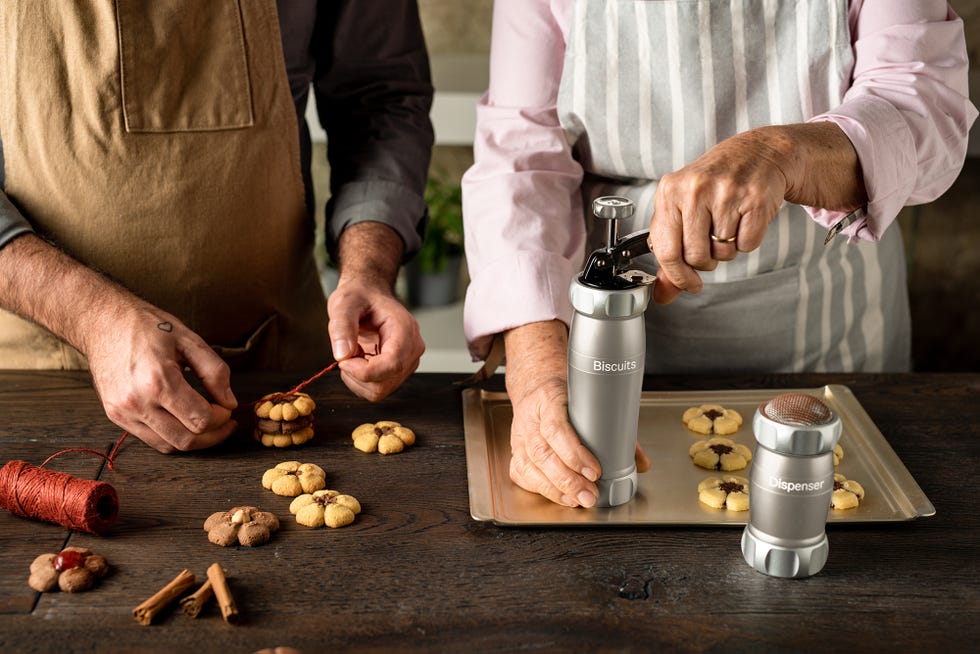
[417,173,464,274]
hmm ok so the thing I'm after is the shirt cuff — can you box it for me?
[325,179,426,260]
[0,192,33,251]
[806,96,917,243]
[463,250,577,361]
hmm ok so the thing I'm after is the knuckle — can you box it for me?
[103,403,128,426]
[525,438,554,466]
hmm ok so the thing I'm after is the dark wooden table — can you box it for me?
[1,370,978,653]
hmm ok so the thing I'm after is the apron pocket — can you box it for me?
[645,265,801,373]
[116,0,254,132]
[210,313,277,371]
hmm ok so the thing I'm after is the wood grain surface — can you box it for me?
[0,370,977,653]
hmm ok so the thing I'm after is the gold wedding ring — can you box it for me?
[710,233,737,243]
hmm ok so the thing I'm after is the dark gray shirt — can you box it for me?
[0,0,433,260]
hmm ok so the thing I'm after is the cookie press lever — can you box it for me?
[567,196,655,507]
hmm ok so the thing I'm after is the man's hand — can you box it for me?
[648,123,866,304]
[328,277,424,401]
[328,221,424,401]
[0,234,237,452]
[85,306,238,453]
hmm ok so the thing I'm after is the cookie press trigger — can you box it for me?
[567,196,655,507]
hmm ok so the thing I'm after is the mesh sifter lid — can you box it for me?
[753,392,841,455]
[761,392,835,427]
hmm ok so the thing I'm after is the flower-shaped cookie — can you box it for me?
[352,421,416,454]
[28,547,110,593]
[290,490,362,528]
[689,437,753,471]
[683,404,743,435]
[262,461,326,497]
[204,506,280,546]
[697,476,750,511]
[830,473,865,510]
[254,392,316,447]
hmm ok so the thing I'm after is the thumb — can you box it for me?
[327,299,360,362]
[652,272,683,305]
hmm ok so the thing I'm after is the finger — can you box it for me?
[180,336,237,409]
[650,199,703,294]
[523,425,598,507]
[543,418,602,484]
[156,371,234,435]
[338,341,421,402]
[509,447,574,507]
[734,206,771,252]
[340,330,421,384]
[327,296,361,362]
[338,361,418,402]
[709,208,742,261]
[682,204,715,271]
[126,413,237,453]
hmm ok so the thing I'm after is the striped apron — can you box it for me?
[557,0,910,373]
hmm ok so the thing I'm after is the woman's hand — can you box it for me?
[648,123,866,304]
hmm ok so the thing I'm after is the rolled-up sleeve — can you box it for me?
[462,0,584,361]
[808,0,978,242]
[312,0,434,260]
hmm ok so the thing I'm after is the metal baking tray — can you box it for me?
[463,385,935,526]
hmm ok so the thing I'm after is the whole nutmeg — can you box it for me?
[58,567,95,593]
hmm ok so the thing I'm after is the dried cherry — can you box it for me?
[53,550,86,572]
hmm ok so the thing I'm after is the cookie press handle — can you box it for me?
[567,197,654,507]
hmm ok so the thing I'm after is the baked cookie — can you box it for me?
[697,476,750,511]
[683,404,743,435]
[290,490,362,528]
[261,461,326,497]
[833,443,844,467]
[689,437,753,471]
[830,473,865,510]
[28,547,110,593]
[204,506,280,546]
[352,421,416,454]
[254,392,316,447]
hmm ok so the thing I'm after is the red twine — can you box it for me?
[0,460,119,535]
[0,431,128,534]
[260,360,340,404]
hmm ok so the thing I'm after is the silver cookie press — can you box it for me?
[567,197,655,507]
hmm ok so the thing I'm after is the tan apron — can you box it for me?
[0,0,330,370]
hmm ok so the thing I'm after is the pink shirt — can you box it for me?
[461,0,976,361]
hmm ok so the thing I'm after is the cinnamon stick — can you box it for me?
[179,579,214,618]
[205,562,240,625]
[132,569,196,625]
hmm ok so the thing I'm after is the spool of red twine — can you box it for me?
[0,460,119,535]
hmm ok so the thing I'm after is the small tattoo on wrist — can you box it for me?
[157,321,174,333]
